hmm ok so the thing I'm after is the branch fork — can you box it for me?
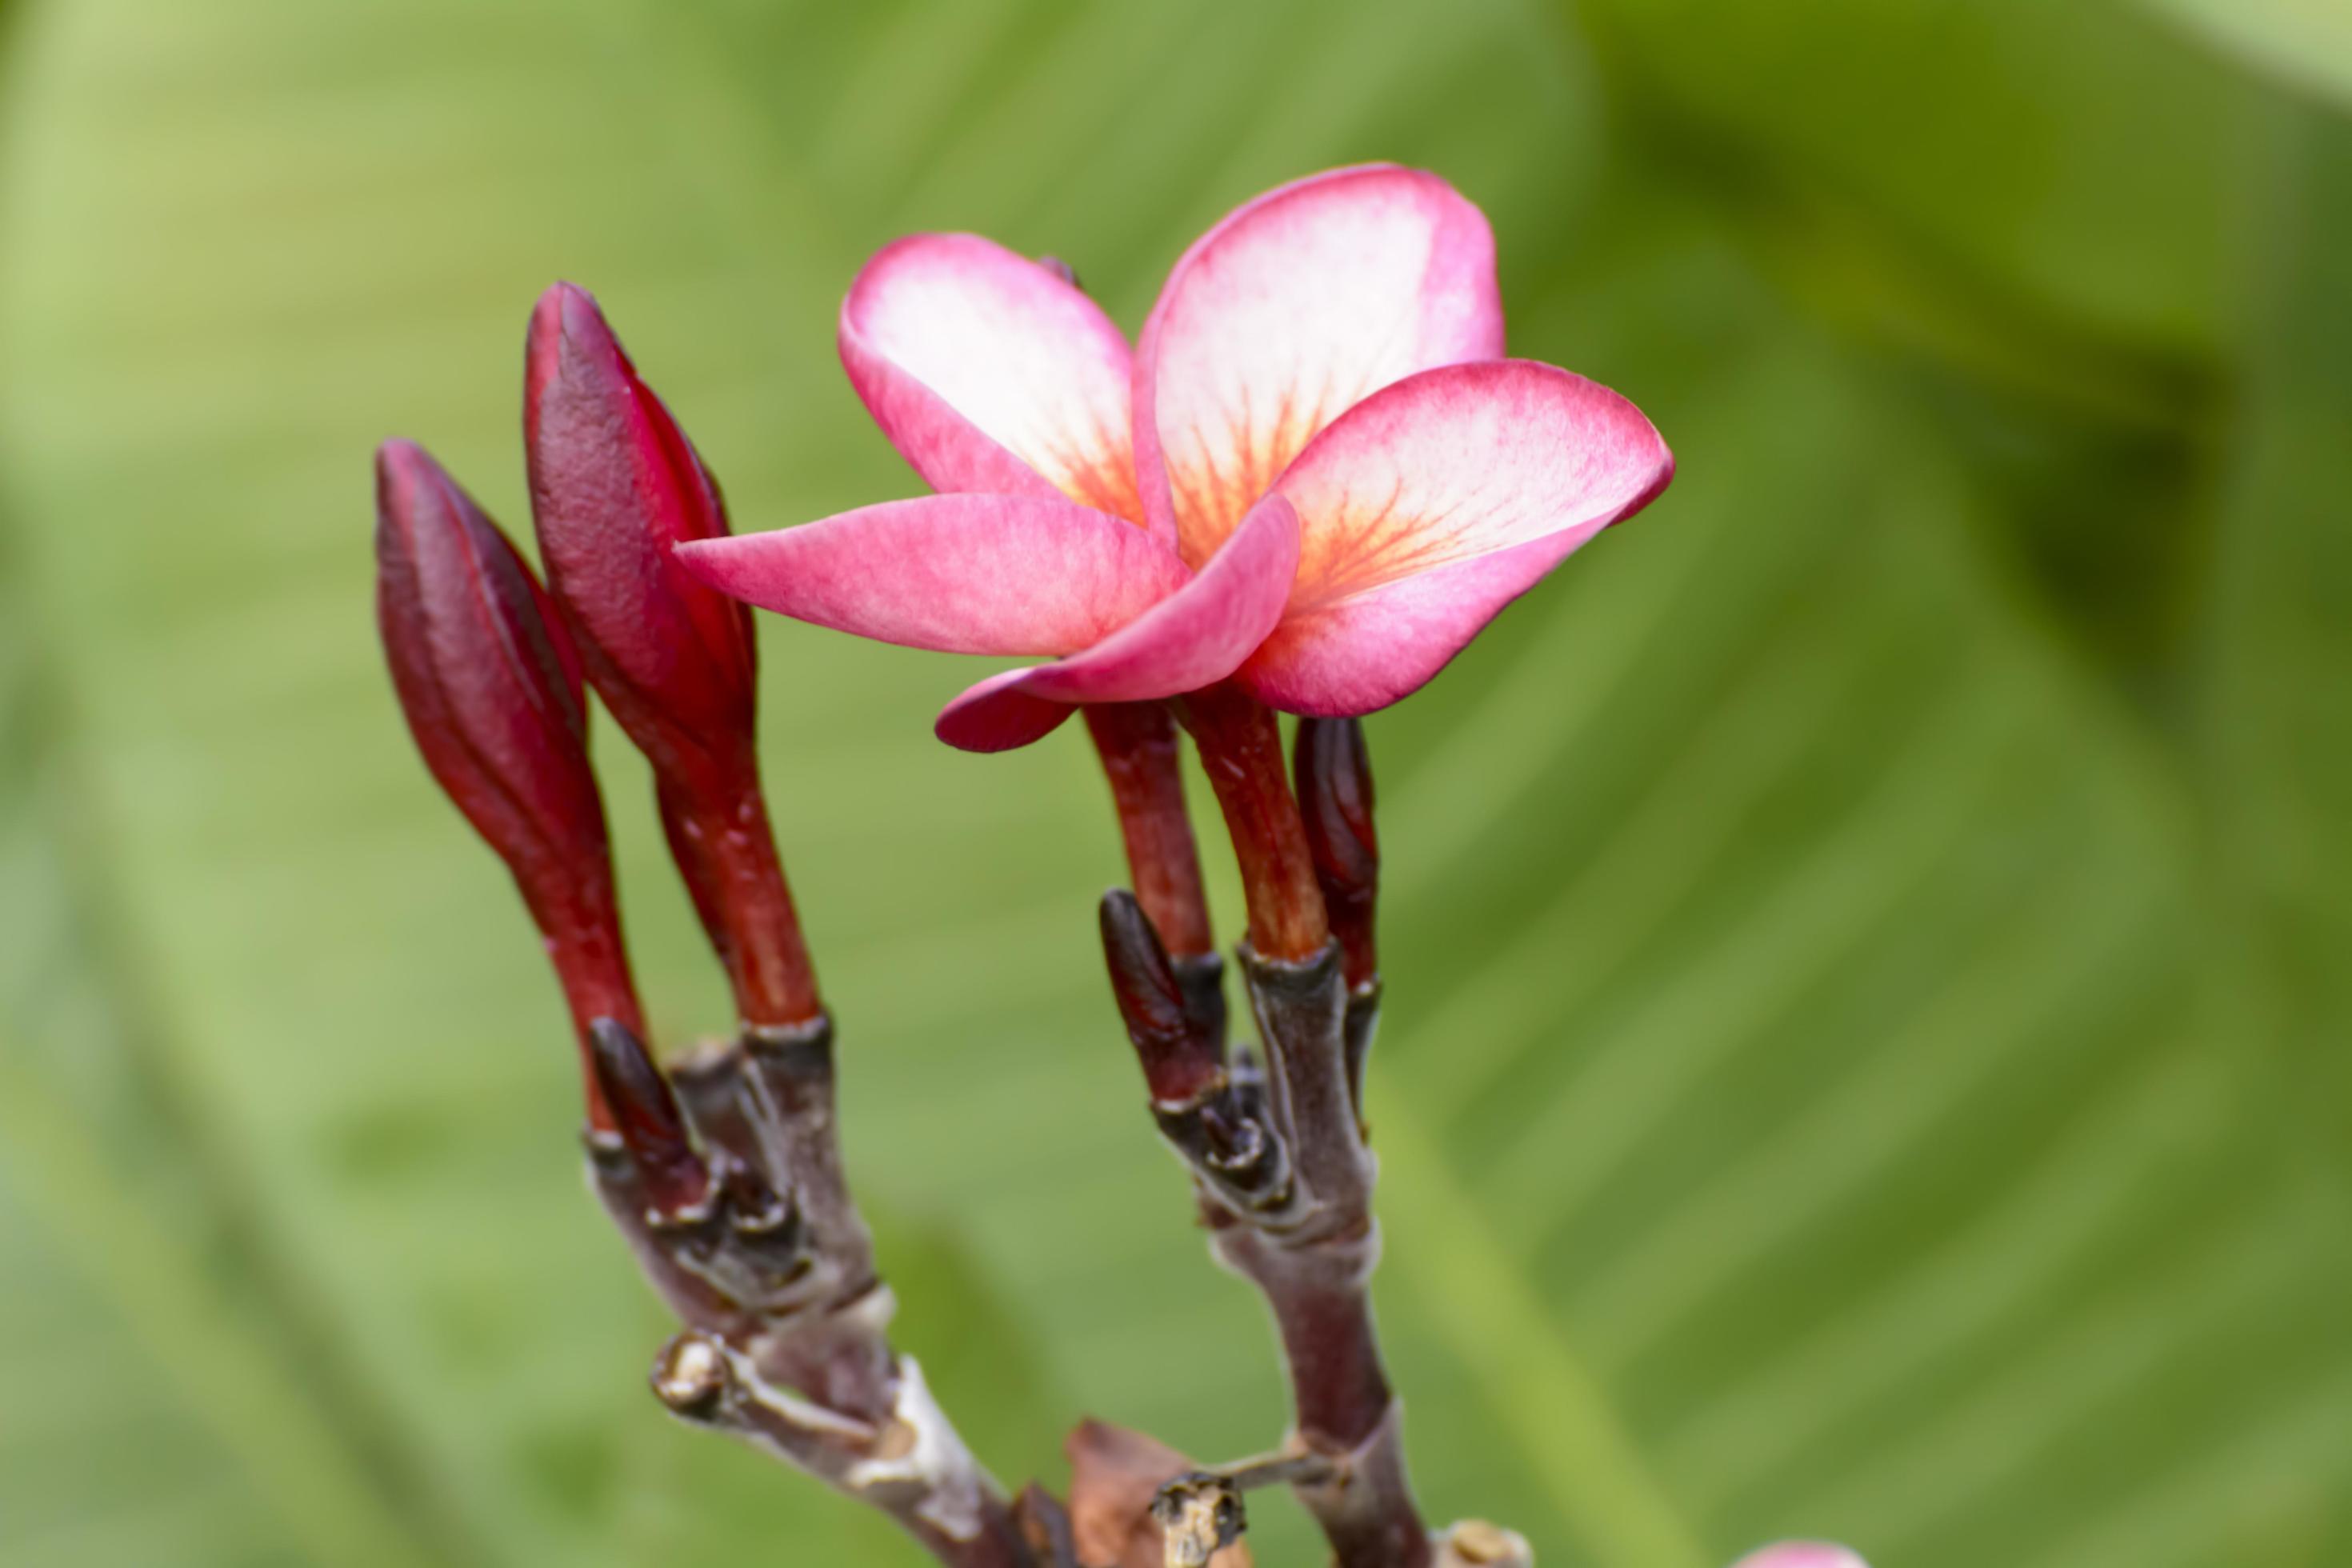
[653,1329,1029,1566]
[587,1011,1025,1565]
[378,274,1534,1566]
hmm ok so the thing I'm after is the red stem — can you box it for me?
[1084,702,1214,958]
[542,885,642,1133]
[1176,684,1329,962]
[659,771,822,1028]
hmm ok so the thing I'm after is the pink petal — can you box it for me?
[1726,1546,1869,1568]
[842,234,1142,520]
[930,494,1302,754]
[933,666,1078,753]
[1023,493,1299,702]
[1134,163,1505,566]
[1238,358,1672,715]
[675,494,1190,658]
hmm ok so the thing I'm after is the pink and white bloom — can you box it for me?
[678,164,1673,751]
[1727,1546,1868,1568]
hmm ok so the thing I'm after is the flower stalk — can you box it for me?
[655,774,821,1028]
[1105,706,1428,1567]
[1174,683,1329,964]
[1085,701,1215,961]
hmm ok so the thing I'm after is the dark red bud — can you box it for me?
[377,439,598,895]
[375,439,642,1125]
[1099,890,1223,1104]
[1294,716,1378,986]
[525,284,820,1028]
[525,282,757,798]
[589,1018,710,1217]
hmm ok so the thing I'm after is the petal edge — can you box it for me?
[934,668,1078,753]
[1240,359,1672,714]
[842,234,1142,519]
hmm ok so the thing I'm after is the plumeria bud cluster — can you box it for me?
[380,285,818,1124]
[379,286,824,1310]
[380,291,1025,1565]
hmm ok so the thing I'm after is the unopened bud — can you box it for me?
[1294,716,1378,987]
[589,1018,710,1218]
[526,283,820,1026]
[525,282,756,794]
[1100,890,1224,1105]
[374,439,641,1126]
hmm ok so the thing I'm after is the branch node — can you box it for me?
[650,1329,731,1419]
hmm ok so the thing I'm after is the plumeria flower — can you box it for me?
[678,163,1673,752]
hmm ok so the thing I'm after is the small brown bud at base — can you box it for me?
[1100,890,1225,1105]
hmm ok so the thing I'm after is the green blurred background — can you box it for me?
[2,0,2348,1564]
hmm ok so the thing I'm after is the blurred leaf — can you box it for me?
[0,549,446,1568]
[1558,0,2276,755]
[2201,118,2352,1131]
[1566,0,2259,419]
[2141,0,2352,111]
[0,3,2346,1568]
[1363,273,2352,1566]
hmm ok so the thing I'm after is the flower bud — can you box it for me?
[589,1018,710,1218]
[526,283,819,1026]
[525,282,758,795]
[1294,716,1378,986]
[1099,890,1223,1104]
[374,439,642,1125]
